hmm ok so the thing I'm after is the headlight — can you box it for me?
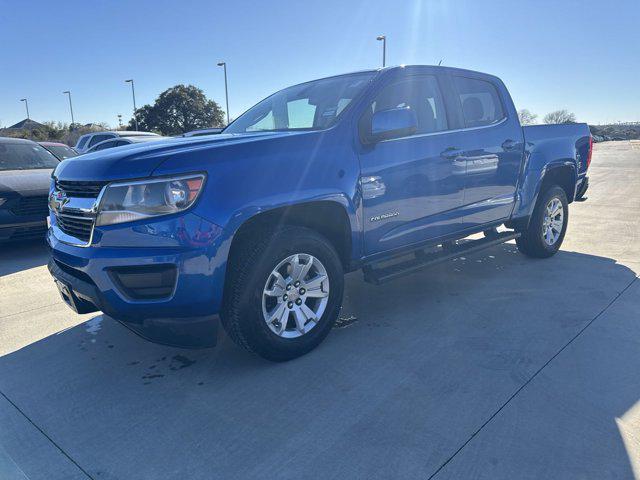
[96,174,205,226]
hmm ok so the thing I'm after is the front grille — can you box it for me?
[55,179,109,198]
[10,196,49,217]
[9,224,48,241]
[56,214,94,242]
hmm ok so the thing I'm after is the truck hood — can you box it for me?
[53,132,299,181]
[0,169,53,196]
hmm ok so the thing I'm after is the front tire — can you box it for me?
[516,185,569,258]
[222,226,344,361]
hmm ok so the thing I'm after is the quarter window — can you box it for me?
[453,76,505,128]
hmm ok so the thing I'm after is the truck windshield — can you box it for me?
[224,72,375,134]
[0,143,60,170]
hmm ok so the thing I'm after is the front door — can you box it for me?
[358,72,466,255]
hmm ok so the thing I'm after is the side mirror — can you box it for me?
[369,107,417,142]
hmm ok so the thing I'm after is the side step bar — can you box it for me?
[362,231,521,285]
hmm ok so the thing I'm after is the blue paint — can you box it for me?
[48,66,591,346]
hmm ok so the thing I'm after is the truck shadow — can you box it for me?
[0,244,637,479]
[0,240,49,277]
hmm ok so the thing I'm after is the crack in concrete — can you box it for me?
[0,390,94,479]
[428,275,639,480]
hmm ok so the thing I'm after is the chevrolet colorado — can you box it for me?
[47,65,592,361]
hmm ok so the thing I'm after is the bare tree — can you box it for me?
[518,109,538,125]
[543,109,576,124]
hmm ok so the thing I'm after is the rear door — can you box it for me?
[358,70,466,255]
[447,74,524,228]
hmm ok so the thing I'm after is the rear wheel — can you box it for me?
[222,226,344,361]
[516,185,568,258]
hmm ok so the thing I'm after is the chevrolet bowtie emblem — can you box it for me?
[49,190,69,213]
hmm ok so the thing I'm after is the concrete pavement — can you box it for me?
[0,141,638,479]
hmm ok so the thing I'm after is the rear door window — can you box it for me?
[453,76,505,128]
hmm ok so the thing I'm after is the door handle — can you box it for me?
[501,139,518,151]
[440,147,463,160]
[361,176,386,200]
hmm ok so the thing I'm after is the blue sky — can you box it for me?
[1,0,638,127]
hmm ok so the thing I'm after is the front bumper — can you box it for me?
[47,213,228,348]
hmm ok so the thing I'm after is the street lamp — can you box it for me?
[217,62,230,125]
[20,98,30,120]
[376,35,386,67]
[62,90,75,126]
[125,79,139,131]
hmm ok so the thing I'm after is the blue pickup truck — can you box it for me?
[48,65,592,361]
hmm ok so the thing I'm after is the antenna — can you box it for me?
[438,59,443,66]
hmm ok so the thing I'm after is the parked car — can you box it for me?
[182,128,223,137]
[86,136,167,153]
[39,142,78,161]
[74,131,160,153]
[0,137,59,242]
[48,65,592,361]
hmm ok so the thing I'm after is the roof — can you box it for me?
[5,119,46,130]
[0,136,38,145]
[112,131,159,137]
[39,142,69,147]
[124,136,167,142]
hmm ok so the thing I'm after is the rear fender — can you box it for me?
[512,154,577,223]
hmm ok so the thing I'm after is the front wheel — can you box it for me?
[516,185,569,258]
[222,226,344,361]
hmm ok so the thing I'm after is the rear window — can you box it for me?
[47,145,77,160]
[453,76,505,128]
[0,143,60,170]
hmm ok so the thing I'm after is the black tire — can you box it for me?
[221,226,344,361]
[516,185,569,258]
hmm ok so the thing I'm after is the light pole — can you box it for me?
[217,62,230,125]
[117,114,123,129]
[376,35,386,67]
[125,79,139,131]
[62,90,75,126]
[20,98,30,119]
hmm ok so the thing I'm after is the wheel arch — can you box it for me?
[539,162,576,204]
[227,199,355,273]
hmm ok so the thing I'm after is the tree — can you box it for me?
[518,109,538,125]
[128,84,225,135]
[543,109,576,124]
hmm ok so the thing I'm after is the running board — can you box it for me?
[362,231,520,285]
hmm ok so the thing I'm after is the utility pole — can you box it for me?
[63,91,75,126]
[376,35,386,67]
[125,79,139,130]
[217,61,230,125]
[20,98,30,119]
